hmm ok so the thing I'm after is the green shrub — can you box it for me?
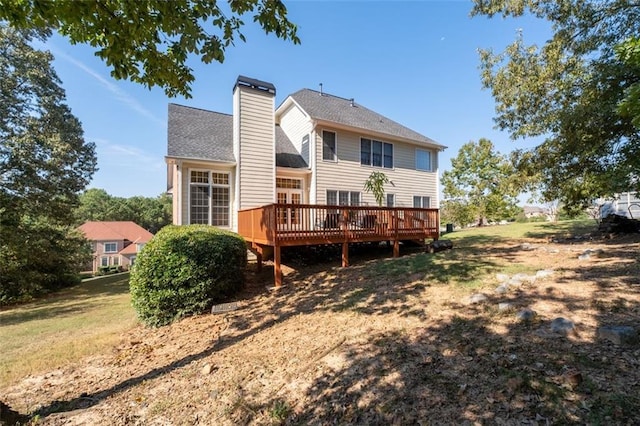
[130,225,247,327]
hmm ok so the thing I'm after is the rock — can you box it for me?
[578,253,591,261]
[202,364,213,375]
[548,249,560,254]
[535,269,555,278]
[469,293,488,304]
[507,278,523,287]
[498,302,515,311]
[495,284,509,294]
[597,325,638,345]
[431,239,453,252]
[520,243,535,251]
[496,273,509,282]
[516,308,536,321]
[550,317,575,334]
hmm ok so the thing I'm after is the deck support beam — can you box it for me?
[274,245,282,287]
[393,239,400,258]
[342,242,349,267]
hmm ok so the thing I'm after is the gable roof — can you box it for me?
[79,221,154,243]
[167,103,235,162]
[167,103,307,168]
[276,125,308,168]
[286,89,445,149]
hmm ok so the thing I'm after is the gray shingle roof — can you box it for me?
[276,126,308,168]
[167,104,235,162]
[168,103,307,168]
[287,89,444,148]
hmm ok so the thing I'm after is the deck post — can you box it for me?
[274,245,282,287]
[342,242,349,267]
[393,239,400,257]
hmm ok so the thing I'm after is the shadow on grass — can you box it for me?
[25,232,640,423]
[0,275,130,327]
[524,220,597,240]
[259,311,640,424]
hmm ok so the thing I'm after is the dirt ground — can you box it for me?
[2,232,640,425]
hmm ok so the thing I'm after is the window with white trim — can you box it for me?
[322,130,337,161]
[327,190,360,206]
[413,196,431,208]
[100,256,109,267]
[386,194,395,207]
[276,178,302,189]
[112,256,120,266]
[361,138,393,168]
[416,149,432,171]
[104,242,117,253]
[189,170,230,227]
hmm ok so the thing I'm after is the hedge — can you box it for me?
[130,225,247,326]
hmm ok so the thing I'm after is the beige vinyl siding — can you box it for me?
[278,103,311,154]
[179,161,235,227]
[314,127,439,207]
[237,88,275,209]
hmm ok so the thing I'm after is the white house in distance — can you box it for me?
[166,76,445,230]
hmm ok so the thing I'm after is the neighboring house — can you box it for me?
[523,206,548,219]
[599,192,640,219]
[79,221,154,273]
[166,75,445,230]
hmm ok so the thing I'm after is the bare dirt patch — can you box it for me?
[3,233,640,425]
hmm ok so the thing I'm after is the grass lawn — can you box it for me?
[444,219,596,246]
[0,273,137,387]
[3,219,639,424]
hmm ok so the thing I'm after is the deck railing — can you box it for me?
[238,203,440,246]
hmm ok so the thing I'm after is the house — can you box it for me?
[599,192,640,219]
[166,76,446,284]
[523,205,548,220]
[79,221,154,273]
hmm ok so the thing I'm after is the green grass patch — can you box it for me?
[371,249,499,288]
[445,219,596,247]
[0,273,137,387]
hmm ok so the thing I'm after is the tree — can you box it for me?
[0,0,299,98]
[76,189,172,234]
[363,171,394,206]
[472,0,640,212]
[441,139,520,226]
[0,25,97,303]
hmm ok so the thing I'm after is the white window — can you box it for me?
[322,130,337,161]
[416,149,432,171]
[100,256,109,267]
[361,138,393,168]
[112,256,120,266]
[189,170,230,227]
[327,190,360,206]
[413,196,431,208]
[276,178,302,189]
[104,242,117,253]
[386,194,395,207]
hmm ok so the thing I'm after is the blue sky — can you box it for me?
[43,1,551,198]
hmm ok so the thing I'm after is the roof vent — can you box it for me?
[235,75,276,95]
[319,83,323,95]
[350,98,355,107]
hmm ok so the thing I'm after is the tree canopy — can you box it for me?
[441,138,520,226]
[0,25,97,303]
[472,0,640,212]
[76,188,172,234]
[0,0,299,98]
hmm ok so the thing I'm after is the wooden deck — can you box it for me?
[238,203,440,286]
